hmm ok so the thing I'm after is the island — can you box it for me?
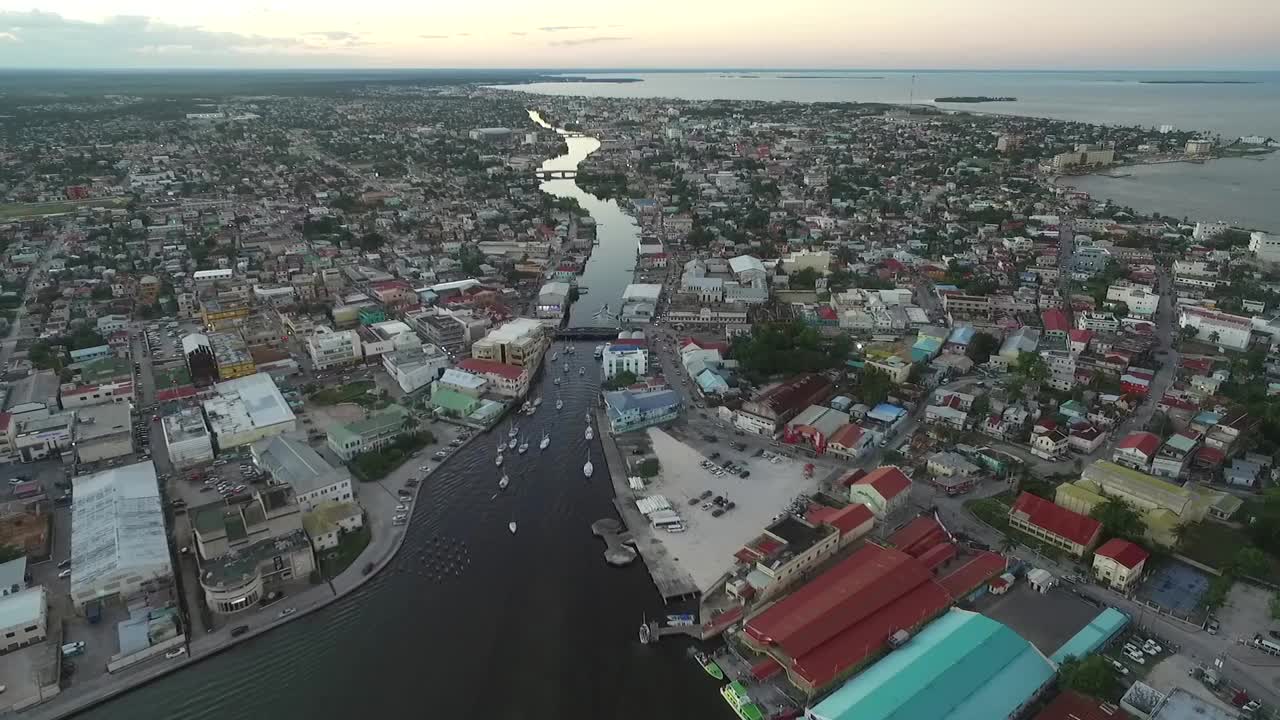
[541,76,643,84]
[781,75,885,80]
[934,96,1017,103]
[1139,80,1259,85]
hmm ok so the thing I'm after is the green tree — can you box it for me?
[858,366,894,406]
[966,332,1000,364]
[1270,593,1280,621]
[1089,497,1144,541]
[637,458,660,478]
[1230,546,1270,578]
[0,545,23,563]
[1058,655,1118,699]
[788,267,820,291]
[1014,352,1049,384]
[605,370,638,390]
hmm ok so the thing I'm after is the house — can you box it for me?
[326,404,413,462]
[1030,427,1068,460]
[1069,424,1106,454]
[1042,309,1070,340]
[1113,431,1160,471]
[455,357,530,399]
[603,388,682,434]
[847,466,912,518]
[826,423,871,460]
[1092,538,1149,592]
[1007,492,1101,557]
[736,374,833,436]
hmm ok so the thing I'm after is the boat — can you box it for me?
[720,682,765,720]
[497,441,505,454]
[584,458,593,478]
[562,363,569,373]
[638,621,651,644]
[498,474,509,490]
[584,411,591,422]
[594,345,604,358]
[566,345,575,355]
[495,454,503,467]
[518,438,529,454]
[585,425,593,441]
[508,522,517,535]
[579,367,584,376]
[555,397,563,411]
[533,397,543,408]
[507,436,518,450]
[539,432,550,450]
[551,352,558,361]
[508,424,518,438]
[694,652,725,680]
[554,377,561,385]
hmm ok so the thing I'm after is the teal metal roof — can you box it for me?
[1050,607,1130,665]
[808,609,1055,720]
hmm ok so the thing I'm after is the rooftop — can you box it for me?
[1094,538,1150,569]
[1010,492,1101,546]
[0,586,44,630]
[199,528,311,590]
[70,461,172,597]
[328,404,410,447]
[74,402,132,442]
[252,435,349,496]
[203,373,296,436]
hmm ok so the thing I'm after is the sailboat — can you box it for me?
[555,397,563,411]
[554,377,561,386]
[499,473,509,490]
[551,351,559,361]
[508,424,519,438]
[509,522,518,535]
[497,440,505,454]
[585,424,594,441]
[583,457,594,478]
[562,362,569,373]
[583,411,591,422]
[507,435,518,450]
[495,454,503,467]
[539,431,550,450]
[579,367,585,376]
[518,437,529,454]
[533,396,543,409]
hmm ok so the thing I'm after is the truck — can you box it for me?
[60,641,86,658]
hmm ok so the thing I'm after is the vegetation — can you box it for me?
[966,332,1000,364]
[0,545,23,563]
[310,381,375,406]
[637,459,660,478]
[604,370,638,390]
[318,523,372,580]
[349,432,434,482]
[787,267,820,290]
[1057,655,1119,699]
[1089,498,1145,544]
[731,321,851,381]
[855,366,893,407]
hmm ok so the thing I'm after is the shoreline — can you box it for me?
[24,429,486,720]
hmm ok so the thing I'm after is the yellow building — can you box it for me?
[200,298,250,330]
[1091,538,1149,592]
[209,331,256,380]
[471,318,549,368]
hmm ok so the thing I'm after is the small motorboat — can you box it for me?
[499,474,509,490]
[497,441,505,454]
[585,425,593,441]
[508,424,518,438]
[556,398,563,411]
[579,367,584,376]
[562,363,569,373]
[509,522,517,535]
[551,352,559,361]
[539,432,550,450]
[507,436,518,450]
[533,397,543,408]
[583,411,590,422]
[554,377,561,386]
[584,458,594,478]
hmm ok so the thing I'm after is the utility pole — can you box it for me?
[908,74,916,110]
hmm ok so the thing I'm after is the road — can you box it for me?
[0,234,65,371]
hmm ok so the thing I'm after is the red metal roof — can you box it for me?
[838,468,868,487]
[853,466,911,501]
[828,424,865,449]
[1034,690,1133,720]
[1117,431,1160,457]
[1010,492,1101,547]
[750,657,782,681]
[888,516,949,558]
[1094,538,1149,570]
[456,357,525,381]
[938,551,1007,598]
[753,535,785,556]
[1068,328,1093,344]
[825,504,874,536]
[1042,308,1070,332]
[916,541,957,571]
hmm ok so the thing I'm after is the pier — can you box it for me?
[556,327,621,341]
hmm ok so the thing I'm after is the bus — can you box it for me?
[1252,635,1280,656]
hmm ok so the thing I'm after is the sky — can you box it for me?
[1,1,1278,70]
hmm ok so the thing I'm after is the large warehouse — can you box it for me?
[202,373,297,450]
[806,609,1055,720]
[69,461,173,610]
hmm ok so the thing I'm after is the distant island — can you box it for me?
[1139,80,1259,85]
[934,96,1017,103]
[781,75,885,80]
[545,76,644,84]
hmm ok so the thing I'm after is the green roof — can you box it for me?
[329,404,410,446]
[431,386,480,413]
[78,356,131,384]
[1051,608,1130,664]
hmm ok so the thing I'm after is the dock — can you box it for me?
[597,408,700,602]
[591,518,638,566]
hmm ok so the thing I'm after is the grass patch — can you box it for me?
[1180,523,1250,570]
[965,493,1070,560]
[0,197,128,220]
[310,381,375,405]
[318,523,372,579]
[349,432,434,482]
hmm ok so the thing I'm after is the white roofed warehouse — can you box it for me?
[69,461,173,610]
[202,373,297,450]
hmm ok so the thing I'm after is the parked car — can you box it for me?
[58,568,72,579]
[231,625,250,637]
[165,647,187,659]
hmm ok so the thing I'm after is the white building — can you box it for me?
[162,406,214,468]
[95,314,130,335]
[602,344,648,380]
[307,327,363,370]
[202,373,298,449]
[1192,222,1231,241]
[1106,282,1160,316]
[251,435,354,512]
[536,282,571,320]
[0,586,47,654]
[1250,231,1280,264]
[1178,307,1253,351]
[73,403,134,464]
[69,461,173,609]
[382,343,450,394]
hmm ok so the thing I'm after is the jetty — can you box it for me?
[592,518,638,566]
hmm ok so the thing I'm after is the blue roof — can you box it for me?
[947,326,976,345]
[1050,607,1129,665]
[809,609,1055,720]
[868,403,906,422]
[603,389,681,414]
[913,336,944,351]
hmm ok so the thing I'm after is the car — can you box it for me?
[231,625,250,637]
[711,509,725,518]
[725,502,736,510]
[394,514,408,522]
[396,504,409,512]
[278,608,296,618]
[688,497,701,506]
[1126,651,1145,665]
[709,452,721,460]
[739,470,751,478]
[6,478,22,486]
[434,451,448,459]
[1143,641,1162,655]
[699,490,713,500]
[1123,643,1138,654]
[701,503,713,511]
[58,568,72,579]
[165,647,187,659]
[57,558,72,569]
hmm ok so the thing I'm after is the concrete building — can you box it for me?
[202,373,297,450]
[1178,306,1253,350]
[536,281,571,320]
[0,586,47,655]
[161,406,214,468]
[847,466,912,518]
[1007,491,1101,557]
[11,406,74,463]
[619,284,664,326]
[251,435,353,511]
[602,388,682,434]
[602,344,648,380]
[69,461,173,609]
[456,358,530,399]
[382,342,449,394]
[302,501,364,551]
[736,374,834,436]
[327,404,413,462]
[1107,282,1160,316]
[0,557,26,597]
[866,355,912,384]
[73,402,134,464]
[1092,538,1149,592]
[207,331,256,380]
[307,327,363,370]
[470,318,548,368]
[1250,231,1280,264]
[1052,147,1115,170]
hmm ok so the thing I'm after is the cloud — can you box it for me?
[306,31,361,42]
[549,35,630,47]
[538,25,595,32]
[419,34,450,39]
[0,32,19,43]
[509,31,527,36]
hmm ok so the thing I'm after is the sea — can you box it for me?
[496,70,1280,231]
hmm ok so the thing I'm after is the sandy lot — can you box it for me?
[642,428,823,591]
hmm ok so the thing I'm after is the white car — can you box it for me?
[278,607,296,618]
[165,647,187,659]
[58,568,72,579]
[1126,651,1145,665]
[395,504,409,512]
[1143,641,1161,655]
[1110,659,1129,675]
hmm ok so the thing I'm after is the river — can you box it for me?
[530,110,640,327]
[79,122,730,719]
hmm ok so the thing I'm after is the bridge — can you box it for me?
[556,327,621,340]
[534,169,578,180]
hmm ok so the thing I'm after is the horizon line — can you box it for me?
[0,66,1277,73]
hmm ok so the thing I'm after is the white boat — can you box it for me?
[585,425,594,441]
[508,424,518,438]
[554,377,561,385]
[562,363,569,373]
[497,441,505,454]
[533,397,543,408]
[507,436,518,450]
[539,432,550,450]
[509,522,517,535]
[566,345,575,355]
[584,459,594,478]
[556,397,563,411]
[551,352,559,361]
[499,474,509,489]
[495,454,503,467]
[518,439,529,454]
[584,411,590,422]
[579,367,584,376]
[594,345,604,358]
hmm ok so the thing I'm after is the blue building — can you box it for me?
[1050,607,1129,665]
[807,609,1055,720]
[603,389,682,434]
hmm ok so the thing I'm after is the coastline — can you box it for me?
[23,429,485,720]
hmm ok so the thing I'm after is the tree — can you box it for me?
[0,545,23,563]
[1230,546,1270,578]
[858,367,894,407]
[1057,655,1118,699]
[1270,593,1280,621]
[970,394,991,418]
[907,361,925,384]
[788,267,820,291]
[1169,523,1190,549]
[604,370,638,390]
[1207,330,1221,346]
[1014,352,1048,384]
[1090,497,1144,541]
[966,332,1000,364]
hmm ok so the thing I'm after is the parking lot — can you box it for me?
[975,583,1101,657]
[635,427,825,592]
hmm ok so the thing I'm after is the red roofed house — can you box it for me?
[847,466,912,519]
[370,279,416,306]
[1112,431,1161,471]
[826,423,871,460]
[1091,538,1150,592]
[1034,690,1132,720]
[737,373,833,436]
[1068,328,1093,355]
[741,543,953,693]
[1042,308,1071,340]
[455,357,529,398]
[1008,492,1101,557]
[937,551,1008,600]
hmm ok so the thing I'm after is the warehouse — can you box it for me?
[202,373,297,450]
[806,609,1055,720]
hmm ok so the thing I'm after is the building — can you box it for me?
[207,331,256,380]
[73,402,134,464]
[327,404,413,462]
[139,275,161,304]
[1092,538,1149,592]
[192,487,314,614]
[536,281,571,320]
[11,406,74,463]
[307,327,363,370]
[1185,139,1214,156]
[1052,147,1115,170]
[733,510,872,604]
[1007,492,1101,557]
[1178,306,1252,350]
[737,374,834,436]
[0,586,47,655]
[1107,282,1160,316]
[456,357,530,399]
[0,557,26,597]
[1113,431,1160,471]
[69,461,174,609]
[202,373,297,450]
[1034,691,1134,720]
[382,343,449,394]
[602,344,648,380]
[302,501,364,551]
[470,318,548,368]
[252,435,354,511]
[1042,308,1070,340]
[807,609,1054,720]
[603,388,682,434]
[161,406,214,468]
[865,355,911,384]
[741,542,954,693]
[1250,231,1280,264]
[619,283,663,325]
[847,466,912,518]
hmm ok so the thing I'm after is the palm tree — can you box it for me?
[401,414,419,435]
[1169,523,1189,550]
[1207,331,1220,346]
